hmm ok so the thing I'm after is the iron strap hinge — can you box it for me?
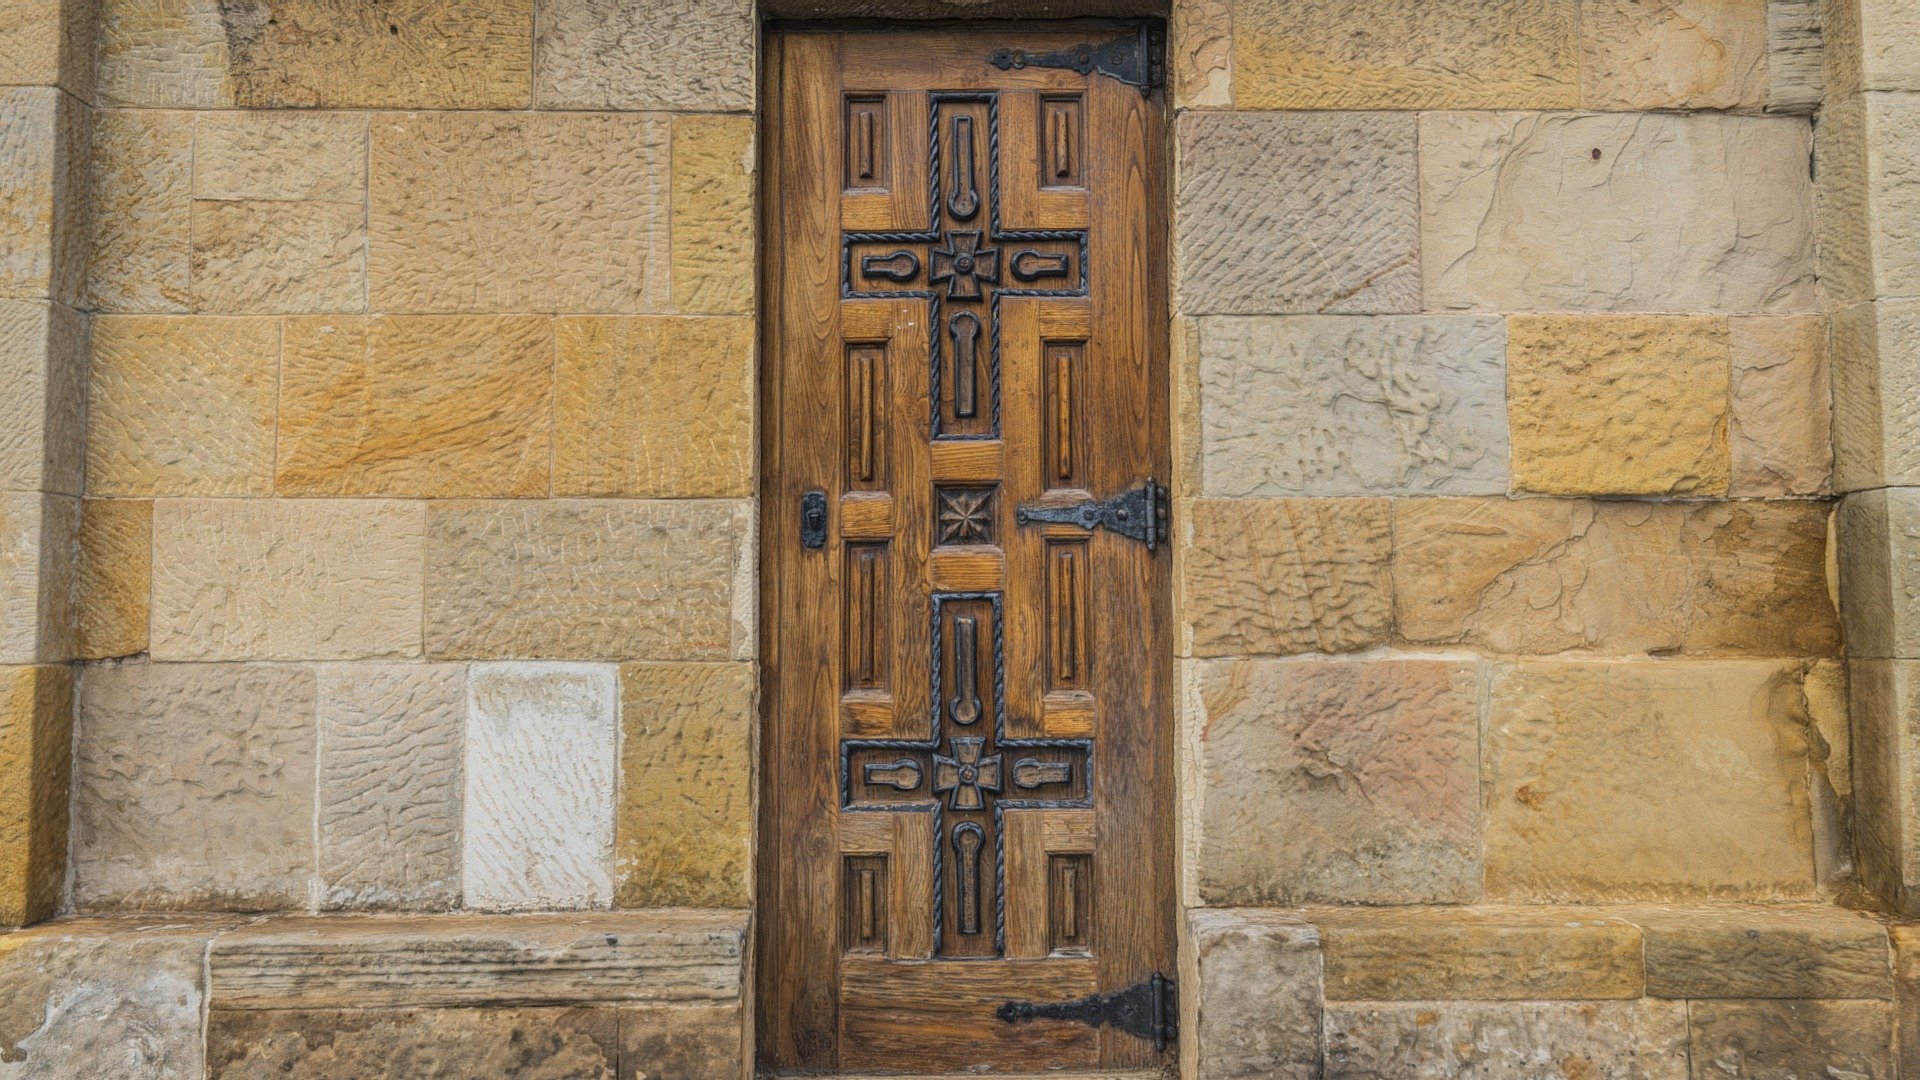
[996,972,1178,1051]
[988,24,1164,96]
[1014,478,1170,553]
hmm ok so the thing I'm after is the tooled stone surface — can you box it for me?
[0,298,84,496]
[1686,999,1894,1079]
[74,498,149,661]
[1422,111,1816,313]
[1176,111,1418,316]
[0,664,71,927]
[93,0,233,108]
[1850,659,1919,903]
[1314,906,1643,1002]
[1193,659,1480,905]
[1837,488,1920,659]
[533,0,753,112]
[1580,0,1768,110]
[1629,904,1892,1000]
[0,89,61,301]
[1766,0,1824,114]
[616,662,753,908]
[1197,315,1507,497]
[206,1007,622,1080]
[72,662,316,910]
[1181,497,1392,657]
[190,198,363,314]
[1185,909,1324,1080]
[1835,300,1920,492]
[0,493,75,665]
[1171,0,1231,109]
[1729,314,1832,497]
[316,664,465,911]
[672,115,756,315]
[86,109,192,313]
[1324,1000,1689,1080]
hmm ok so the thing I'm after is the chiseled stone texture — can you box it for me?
[1837,488,1920,660]
[617,662,753,908]
[1176,112,1418,316]
[1171,0,1231,109]
[1729,314,1832,497]
[87,109,191,313]
[0,665,72,928]
[1852,659,1920,909]
[1687,999,1893,1079]
[73,662,316,910]
[94,0,234,107]
[1315,907,1643,1002]
[1766,0,1824,113]
[1181,498,1392,657]
[0,0,93,91]
[1834,300,1920,492]
[0,493,76,665]
[1193,659,1479,905]
[555,317,753,498]
[1324,1001,1690,1080]
[0,917,240,1080]
[534,0,753,112]
[1230,0,1577,110]
[1197,316,1507,497]
[277,316,554,498]
[87,315,278,497]
[208,1007,620,1080]
[1184,909,1324,1080]
[0,87,86,307]
[1507,314,1731,496]
[369,111,668,315]
[1484,661,1819,902]
[465,663,617,911]
[193,110,366,202]
[74,499,149,660]
[1632,905,1892,1000]
[1580,0,1768,111]
[1422,111,1816,313]
[672,115,755,315]
[425,500,751,661]
[151,499,425,662]
[316,664,465,911]
[0,299,84,495]
[1393,499,1839,658]
[1859,92,1920,302]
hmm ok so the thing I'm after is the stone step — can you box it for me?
[782,1074,1167,1079]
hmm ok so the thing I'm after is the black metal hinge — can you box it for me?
[1015,478,1170,553]
[996,972,1177,1051]
[988,24,1164,96]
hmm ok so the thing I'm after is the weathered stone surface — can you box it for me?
[1316,907,1642,1002]
[1831,299,1920,492]
[94,0,232,107]
[316,664,464,910]
[0,299,84,495]
[1806,659,1854,889]
[369,111,668,314]
[207,1007,620,1080]
[465,664,617,911]
[1231,0,1577,110]
[1423,112,1816,313]
[0,917,240,1079]
[87,109,191,312]
[1687,999,1893,1079]
[1176,112,1418,316]
[1631,905,1891,1000]
[192,110,367,202]
[1852,659,1920,908]
[73,662,316,910]
[1170,0,1231,108]
[1393,498,1839,657]
[151,499,424,662]
[1837,488,1920,659]
[0,87,84,305]
[1484,661,1818,901]
[208,910,745,1008]
[1766,0,1824,113]
[672,115,754,315]
[533,0,752,111]
[1193,659,1479,905]
[190,199,364,314]
[616,662,752,908]
[621,1005,745,1080]
[555,317,752,498]
[1197,315,1507,497]
[278,316,553,497]
[1507,314,1731,496]
[425,500,749,661]
[1856,92,1920,301]
[1325,1001,1690,1080]
[0,0,91,91]
[87,315,277,496]
[0,665,71,927]
[1181,498,1392,657]
[1729,314,1832,497]
[0,493,74,664]
[1581,0,1767,110]
[1184,909,1324,1079]
[1896,925,1920,1075]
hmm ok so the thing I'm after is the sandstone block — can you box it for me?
[277,316,554,497]
[151,499,424,662]
[616,662,753,908]
[533,0,752,111]
[0,493,74,664]
[87,315,277,496]
[1766,0,1824,113]
[192,111,367,202]
[1863,92,1920,301]
[1392,498,1839,658]
[73,662,316,910]
[0,298,84,495]
[1197,315,1507,497]
[1837,488,1920,659]
[207,1007,620,1080]
[94,0,233,107]
[1422,112,1816,313]
[317,664,465,910]
[1581,0,1767,110]
[1687,1000,1893,1079]
[1831,300,1920,491]
[1231,0,1576,110]
[1631,905,1892,1000]
[190,198,364,314]
[1729,314,1832,497]
[1507,314,1731,496]
[1184,909,1324,1079]
[74,499,149,660]
[220,0,533,108]
[369,111,668,314]
[425,500,749,661]
[1850,659,1920,907]
[1193,659,1479,905]
[1325,1001,1689,1080]
[1181,498,1391,657]
[1176,112,1418,315]
[0,0,90,90]
[0,88,83,304]
[672,115,755,315]
[1818,90,1873,309]
[465,664,617,911]
[621,1005,746,1080]
[0,665,71,927]
[1170,0,1231,108]
[555,317,752,498]
[1484,661,1818,901]
[1316,906,1642,1002]
[86,109,191,312]
[1896,925,1920,1074]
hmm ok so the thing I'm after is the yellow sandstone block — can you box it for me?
[0,664,72,927]
[671,115,754,316]
[616,662,754,908]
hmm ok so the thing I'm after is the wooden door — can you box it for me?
[760,23,1173,1074]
